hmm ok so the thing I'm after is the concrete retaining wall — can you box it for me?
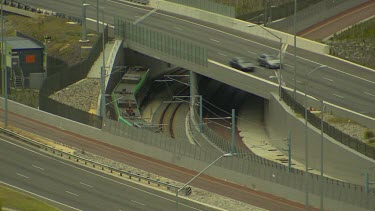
[1,98,370,211]
[289,88,375,130]
[155,0,329,55]
[265,93,375,185]
[125,41,278,100]
[3,5,41,18]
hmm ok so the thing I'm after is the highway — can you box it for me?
[0,136,218,211]
[26,0,375,119]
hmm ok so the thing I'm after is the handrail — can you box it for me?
[0,127,187,193]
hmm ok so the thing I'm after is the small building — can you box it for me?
[1,36,45,89]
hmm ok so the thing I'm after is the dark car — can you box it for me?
[257,54,281,69]
[229,57,255,72]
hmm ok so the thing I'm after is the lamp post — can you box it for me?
[248,24,282,100]
[303,65,327,211]
[293,0,297,99]
[44,35,51,78]
[1,0,8,128]
[96,0,99,33]
[80,0,89,42]
[175,153,235,210]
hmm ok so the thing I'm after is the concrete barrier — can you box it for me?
[155,0,329,55]
[3,5,41,18]
[124,40,279,100]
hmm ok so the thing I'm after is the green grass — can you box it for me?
[331,18,375,40]
[9,88,39,108]
[0,185,60,211]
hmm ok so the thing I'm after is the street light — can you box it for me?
[44,35,51,78]
[83,2,100,34]
[248,24,283,100]
[293,0,297,99]
[80,0,89,42]
[303,65,327,211]
[175,152,235,210]
[1,0,8,128]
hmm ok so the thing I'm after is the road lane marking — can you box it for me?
[209,38,220,43]
[333,94,344,99]
[248,51,257,55]
[173,26,183,31]
[66,191,79,197]
[131,200,145,206]
[1,139,204,211]
[86,18,114,28]
[108,0,375,85]
[322,77,333,82]
[284,64,293,68]
[218,52,227,57]
[17,173,29,179]
[80,182,93,188]
[0,181,81,210]
[32,165,45,170]
[364,92,375,97]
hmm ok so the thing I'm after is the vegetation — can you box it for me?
[2,14,95,108]
[331,18,375,40]
[328,18,375,69]
[364,129,374,140]
[5,14,93,67]
[0,185,60,211]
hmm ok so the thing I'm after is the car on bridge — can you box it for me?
[229,57,255,72]
[257,54,281,69]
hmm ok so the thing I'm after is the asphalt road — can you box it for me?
[0,136,219,211]
[0,110,308,211]
[26,0,375,119]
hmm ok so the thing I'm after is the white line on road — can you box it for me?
[86,18,114,28]
[131,200,145,206]
[0,181,81,210]
[218,52,227,57]
[209,38,220,43]
[80,182,93,188]
[17,173,29,179]
[173,26,183,31]
[284,64,293,68]
[322,77,333,82]
[32,165,45,171]
[364,92,375,97]
[297,80,303,84]
[248,50,257,55]
[333,94,344,99]
[65,191,79,197]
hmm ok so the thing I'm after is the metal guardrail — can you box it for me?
[0,127,192,195]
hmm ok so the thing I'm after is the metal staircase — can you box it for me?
[12,68,24,88]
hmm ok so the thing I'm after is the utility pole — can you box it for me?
[1,0,8,128]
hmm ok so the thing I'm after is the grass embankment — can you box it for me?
[329,17,375,69]
[0,185,60,211]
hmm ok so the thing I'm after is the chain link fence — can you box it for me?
[103,116,375,209]
[281,88,375,159]
[114,17,208,67]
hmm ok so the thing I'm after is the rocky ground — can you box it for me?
[49,78,100,113]
[327,38,375,70]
